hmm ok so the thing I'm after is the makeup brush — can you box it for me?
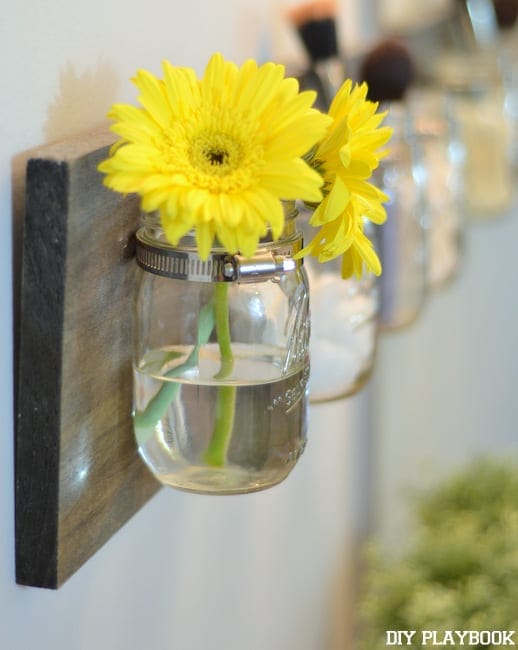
[288,0,339,61]
[359,38,416,103]
[286,0,344,109]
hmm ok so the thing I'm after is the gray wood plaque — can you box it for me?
[15,129,160,589]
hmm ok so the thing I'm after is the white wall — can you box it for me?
[0,2,379,649]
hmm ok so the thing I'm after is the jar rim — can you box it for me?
[139,200,300,253]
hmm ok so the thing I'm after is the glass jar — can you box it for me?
[373,102,428,331]
[433,50,514,217]
[305,256,378,402]
[408,86,464,289]
[133,205,310,495]
[299,207,379,402]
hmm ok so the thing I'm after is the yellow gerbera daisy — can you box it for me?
[300,79,392,278]
[99,53,332,258]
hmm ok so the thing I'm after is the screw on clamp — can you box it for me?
[223,252,299,283]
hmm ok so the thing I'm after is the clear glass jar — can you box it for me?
[305,256,378,402]
[373,102,428,331]
[133,205,310,495]
[433,50,514,217]
[408,86,464,289]
[299,207,379,402]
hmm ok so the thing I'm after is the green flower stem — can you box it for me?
[204,282,237,466]
[134,377,180,432]
[203,385,237,467]
[213,281,234,379]
[134,303,215,445]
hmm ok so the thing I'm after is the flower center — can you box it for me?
[190,131,242,176]
[160,107,265,193]
[207,150,227,165]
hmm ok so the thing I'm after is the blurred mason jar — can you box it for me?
[299,209,379,403]
[373,102,428,331]
[407,86,464,289]
[433,50,514,217]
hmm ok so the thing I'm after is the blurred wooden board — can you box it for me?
[15,129,160,589]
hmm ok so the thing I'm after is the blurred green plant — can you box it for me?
[359,457,518,649]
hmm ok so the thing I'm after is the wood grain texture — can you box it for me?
[15,129,160,589]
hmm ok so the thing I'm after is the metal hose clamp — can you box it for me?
[136,231,303,283]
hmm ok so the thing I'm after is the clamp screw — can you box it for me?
[223,261,236,280]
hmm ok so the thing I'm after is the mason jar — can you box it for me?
[373,102,428,331]
[133,204,310,495]
[433,50,513,218]
[307,258,378,401]
[299,207,379,402]
[408,86,464,289]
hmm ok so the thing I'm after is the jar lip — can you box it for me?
[139,200,300,253]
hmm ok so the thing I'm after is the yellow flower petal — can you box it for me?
[131,70,171,128]
[162,61,199,119]
[352,228,382,276]
[322,176,350,223]
[195,221,217,259]
[261,159,324,202]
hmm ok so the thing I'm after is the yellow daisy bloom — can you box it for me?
[99,53,332,259]
[300,80,392,278]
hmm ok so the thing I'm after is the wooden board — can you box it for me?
[15,129,160,589]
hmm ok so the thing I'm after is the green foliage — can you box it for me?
[359,457,518,649]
